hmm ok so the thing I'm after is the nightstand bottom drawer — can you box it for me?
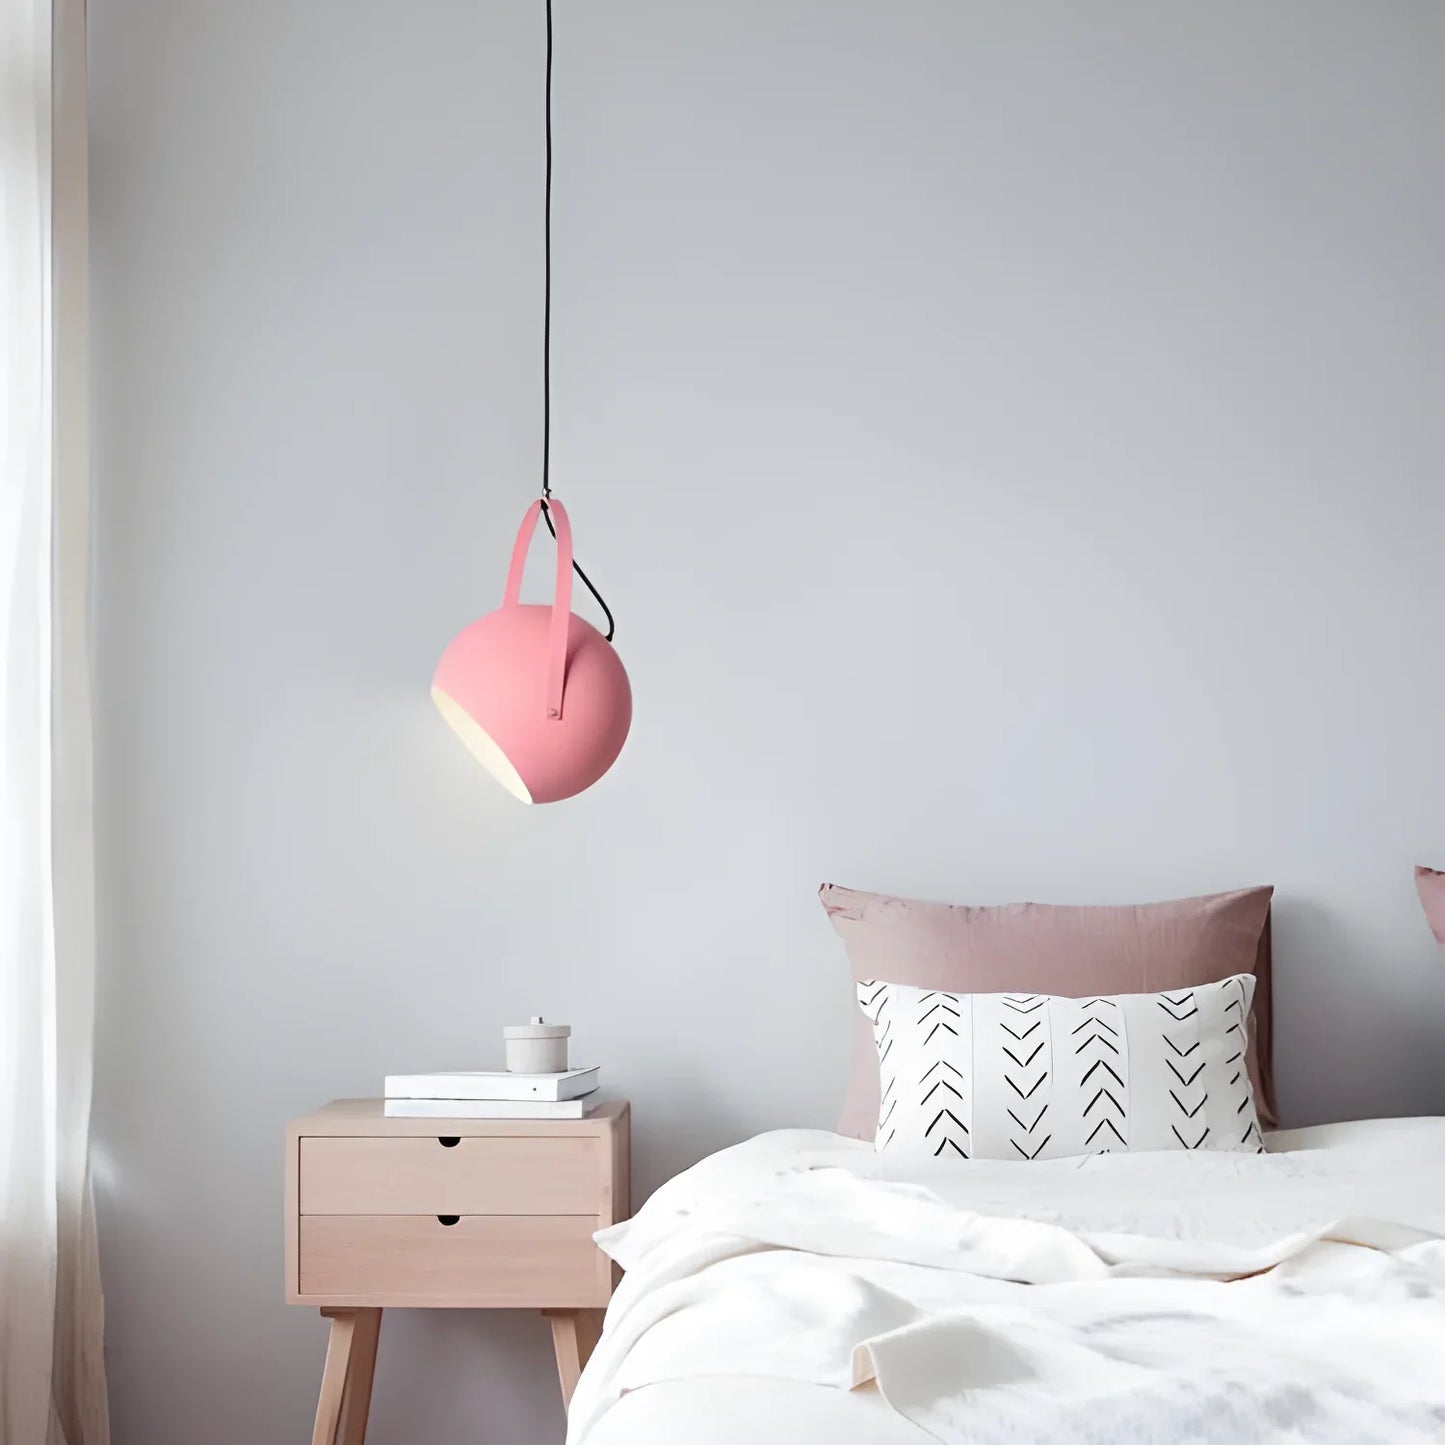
[298,1215,608,1306]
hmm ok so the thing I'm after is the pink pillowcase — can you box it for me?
[1418,865,1445,944]
[822,882,1277,1136]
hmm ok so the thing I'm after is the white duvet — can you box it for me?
[569,1118,1445,1444]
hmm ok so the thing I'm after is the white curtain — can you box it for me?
[0,1,108,1442]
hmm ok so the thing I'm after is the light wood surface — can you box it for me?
[287,1098,630,1437]
[311,1308,382,1445]
[298,1214,607,1306]
[290,1097,627,1138]
[311,1309,356,1445]
[544,1308,604,1407]
[300,1135,600,1216]
[336,1308,381,1445]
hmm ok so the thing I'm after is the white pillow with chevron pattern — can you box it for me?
[856,974,1265,1162]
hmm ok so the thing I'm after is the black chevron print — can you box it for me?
[1169,1091,1206,1118]
[1083,1086,1124,1116]
[917,1000,960,1025]
[1071,1016,1118,1037]
[1003,1041,1046,1069]
[857,981,891,1025]
[1230,981,1263,1159]
[1166,1060,1205,1087]
[1160,991,1210,1147]
[1079,1059,1125,1089]
[924,1101,970,1158]
[918,1059,965,1085]
[1073,995,1127,1153]
[862,977,1267,1163]
[1000,1001,1050,1156]
[861,981,904,1149]
[1007,1103,1048,1132]
[1085,1117,1125,1147]
[1157,996,1199,1021]
[1001,995,1045,1014]
[883,988,969,1158]
[1011,1135,1053,1160]
[926,1108,969,1137]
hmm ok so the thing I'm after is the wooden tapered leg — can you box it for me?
[337,1308,382,1445]
[313,1308,382,1445]
[312,1310,357,1445]
[543,1308,603,1409]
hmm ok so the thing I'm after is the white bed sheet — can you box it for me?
[572,1117,1445,1445]
[584,1377,929,1445]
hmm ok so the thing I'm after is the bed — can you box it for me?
[570,1116,1445,1444]
[573,882,1444,1442]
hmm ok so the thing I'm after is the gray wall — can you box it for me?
[90,2,1444,1442]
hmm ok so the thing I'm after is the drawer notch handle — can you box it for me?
[437,1215,460,1227]
[437,1136,460,1148]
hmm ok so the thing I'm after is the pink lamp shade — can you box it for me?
[433,498,631,804]
[1418,865,1445,945]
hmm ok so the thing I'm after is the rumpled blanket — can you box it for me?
[568,1117,1445,1444]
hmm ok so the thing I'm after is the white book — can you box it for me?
[383,1067,600,1103]
[382,1096,596,1120]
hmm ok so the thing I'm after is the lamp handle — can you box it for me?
[502,498,574,721]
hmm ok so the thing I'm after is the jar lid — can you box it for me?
[504,1015,571,1041]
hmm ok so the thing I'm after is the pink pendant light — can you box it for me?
[433,499,631,804]
[433,0,631,802]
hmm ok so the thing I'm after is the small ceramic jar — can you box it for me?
[504,1017,571,1073]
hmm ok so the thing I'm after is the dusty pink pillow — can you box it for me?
[1418,866,1445,944]
[823,882,1277,1136]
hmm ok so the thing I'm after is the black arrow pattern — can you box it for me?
[1160,990,1210,1149]
[1067,996,1127,1153]
[1226,974,1266,1155]
[858,981,973,1155]
[857,975,1264,1161]
[999,996,1051,1158]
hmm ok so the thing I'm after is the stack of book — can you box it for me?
[382,1066,601,1119]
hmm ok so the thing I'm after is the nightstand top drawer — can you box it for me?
[300,1136,605,1216]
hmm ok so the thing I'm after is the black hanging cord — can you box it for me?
[538,0,616,642]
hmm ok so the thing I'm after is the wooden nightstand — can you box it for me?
[284,1098,630,1445]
